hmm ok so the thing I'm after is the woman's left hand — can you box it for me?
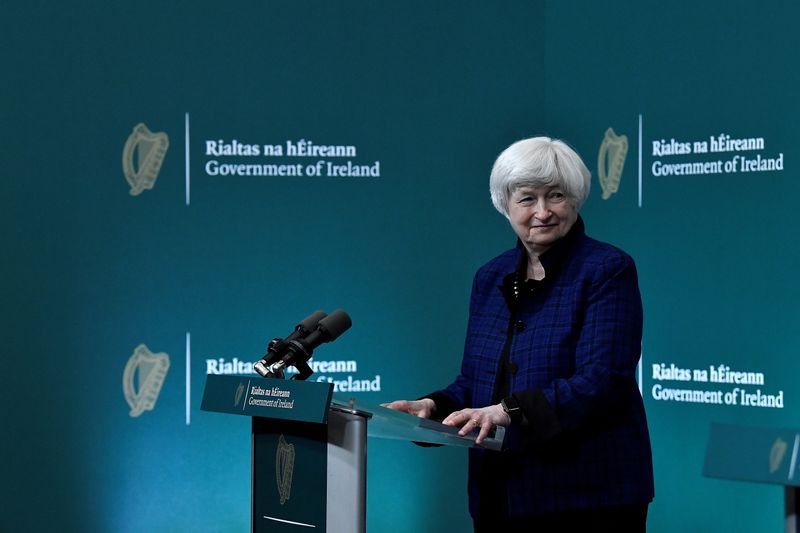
[442,404,511,445]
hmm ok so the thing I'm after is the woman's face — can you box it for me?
[508,185,578,256]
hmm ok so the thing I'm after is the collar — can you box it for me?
[500,216,585,308]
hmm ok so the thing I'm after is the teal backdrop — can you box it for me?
[2,1,798,532]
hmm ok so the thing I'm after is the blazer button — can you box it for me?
[514,320,526,332]
[508,362,519,374]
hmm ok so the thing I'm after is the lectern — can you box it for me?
[703,423,800,533]
[201,375,503,532]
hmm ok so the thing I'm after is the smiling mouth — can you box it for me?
[532,224,557,229]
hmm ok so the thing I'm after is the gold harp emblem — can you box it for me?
[770,437,788,474]
[276,434,295,505]
[122,123,169,196]
[234,382,246,407]
[123,344,170,417]
[597,127,628,200]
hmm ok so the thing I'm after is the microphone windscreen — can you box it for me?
[318,309,352,340]
[297,310,328,332]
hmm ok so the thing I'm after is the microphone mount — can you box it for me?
[254,309,352,381]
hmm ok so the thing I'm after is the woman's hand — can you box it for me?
[381,398,436,419]
[442,404,510,445]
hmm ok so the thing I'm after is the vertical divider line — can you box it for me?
[185,112,190,206]
[638,348,643,396]
[186,332,191,425]
[243,380,252,411]
[638,113,643,208]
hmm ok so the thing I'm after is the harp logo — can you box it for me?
[769,437,788,474]
[122,123,169,196]
[123,344,170,417]
[234,381,246,407]
[597,127,628,200]
[276,434,295,505]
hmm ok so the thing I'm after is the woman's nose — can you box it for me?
[533,200,551,219]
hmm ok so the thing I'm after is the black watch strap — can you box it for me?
[501,395,523,425]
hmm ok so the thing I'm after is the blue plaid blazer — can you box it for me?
[434,217,654,517]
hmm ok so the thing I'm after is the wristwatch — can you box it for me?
[501,395,523,425]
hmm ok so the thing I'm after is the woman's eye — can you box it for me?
[548,191,566,202]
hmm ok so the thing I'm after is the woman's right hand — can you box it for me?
[381,398,436,419]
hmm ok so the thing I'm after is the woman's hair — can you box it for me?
[489,136,591,218]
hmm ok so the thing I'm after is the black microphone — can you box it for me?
[268,309,352,380]
[253,310,328,377]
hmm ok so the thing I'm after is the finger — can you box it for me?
[443,409,471,426]
[382,400,407,412]
[476,422,492,445]
[458,418,480,436]
[411,404,427,418]
[442,411,460,426]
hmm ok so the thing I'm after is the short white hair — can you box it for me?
[489,136,591,218]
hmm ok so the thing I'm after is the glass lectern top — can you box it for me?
[331,394,504,451]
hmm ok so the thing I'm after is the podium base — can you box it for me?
[327,409,367,533]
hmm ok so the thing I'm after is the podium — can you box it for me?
[703,423,800,533]
[201,375,504,532]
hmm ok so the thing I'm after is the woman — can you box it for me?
[386,137,654,532]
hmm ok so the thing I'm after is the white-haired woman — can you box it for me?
[386,137,654,531]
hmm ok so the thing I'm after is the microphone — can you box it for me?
[267,309,352,380]
[253,310,328,377]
